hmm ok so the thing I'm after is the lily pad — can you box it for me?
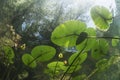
[76,28,96,51]
[91,6,112,31]
[68,52,87,65]
[31,45,56,62]
[47,61,67,71]
[51,20,87,47]
[3,46,14,63]
[91,39,109,60]
[22,54,37,68]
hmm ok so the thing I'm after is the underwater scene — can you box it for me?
[0,0,120,80]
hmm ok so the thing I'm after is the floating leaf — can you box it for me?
[22,54,37,68]
[76,28,96,51]
[76,32,88,45]
[91,39,109,60]
[66,65,82,73]
[47,61,67,71]
[51,20,86,47]
[31,45,56,62]
[68,52,87,65]
[91,6,112,31]
[3,46,14,63]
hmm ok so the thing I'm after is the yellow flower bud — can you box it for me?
[20,44,26,50]
[64,60,67,65]
[58,53,63,58]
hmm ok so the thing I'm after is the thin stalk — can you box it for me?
[68,61,79,80]
[88,36,120,39]
[60,40,88,80]
[28,51,49,66]
[53,32,120,40]
[68,58,79,80]
[84,68,98,80]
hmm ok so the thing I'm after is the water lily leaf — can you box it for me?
[3,46,14,63]
[68,52,87,65]
[91,6,112,31]
[66,65,82,73]
[47,61,67,71]
[91,39,109,60]
[76,32,88,45]
[76,28,96,51]
[22,54,37,68]
[31,45,56,62]
[51,20,86,47]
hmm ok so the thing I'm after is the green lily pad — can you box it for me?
[3,46,14,63]
[31,45,56,62]
[76,28,96,51]
[22,54,37,68]
[47,61,67,71]
[51,20,87,47]
[68,52,87,65]
[76,32,88,45]
[66,65,82,73]
[91,6,112,31]
[91,39,109,60]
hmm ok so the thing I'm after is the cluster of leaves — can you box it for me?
[1,5,120,80]
[20,5,120,80]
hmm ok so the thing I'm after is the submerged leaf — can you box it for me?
[91,6,112,31]
[76,28,96,51]
[47,61,67,71]
[3,46,14,63]
[91,39,109,60]
[51,20,86,47]
[76,32,88,45]
[31,45,56,62]
[66,65,82,73]
[22,54,37,68]
[68,52,87,65]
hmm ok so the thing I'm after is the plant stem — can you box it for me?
[60,40,88,80]
[84,68,98,80]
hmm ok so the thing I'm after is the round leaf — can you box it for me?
[3,46,14,59]
[22,54,37,68]
[91,39,109,60]
[31,45,56,62]
[66,65,82,73]
[76,32,88,45]
[76,28,96,51]
[51,20,87,47]
[91,6,112,31]
[3,46,14,63]
[68,52,87,65]
[47,61,67,71]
